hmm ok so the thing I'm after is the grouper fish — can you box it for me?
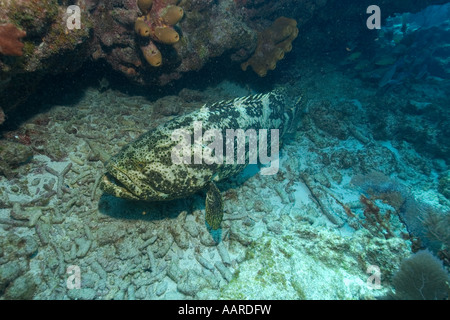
[100,89,300,230]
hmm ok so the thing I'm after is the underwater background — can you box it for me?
[0,0,449,300]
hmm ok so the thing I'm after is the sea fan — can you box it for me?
[351,171,449,253]
[391,250,449,300]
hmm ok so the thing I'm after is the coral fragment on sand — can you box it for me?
[241,17,298,77]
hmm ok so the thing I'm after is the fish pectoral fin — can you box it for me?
[205,182,224,230]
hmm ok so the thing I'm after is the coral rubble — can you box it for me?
[135,0,184,67]
[241,17,298,77]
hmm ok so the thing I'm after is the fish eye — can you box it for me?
[133,160,145,169]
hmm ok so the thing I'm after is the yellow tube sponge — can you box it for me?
[134,0,184,67]
[153,26,180,44]
[141,42,162,67]
[241,17,298,77]
[135,19,151,37]
[161,5,184,26]
[265,17,298,43]
[137,0,154,14]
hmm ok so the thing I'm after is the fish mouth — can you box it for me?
[100,166,142,200]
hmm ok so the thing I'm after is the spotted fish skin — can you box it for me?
[100,89,299,201]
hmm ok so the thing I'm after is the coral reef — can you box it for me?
[170,1,256,76]
[0,23,26,56]
[439,171,450,200]
[0,0,90,70]
[1,0,447,120]
[88,0,257,85]
[135,0,184,67]
[241,17,298,77]
[0,0,93,114]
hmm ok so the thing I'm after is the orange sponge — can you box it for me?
[241,17,298,77]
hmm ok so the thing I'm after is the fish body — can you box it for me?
[100,90,299,204]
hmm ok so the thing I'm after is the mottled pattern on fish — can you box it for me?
[100,89,298,201]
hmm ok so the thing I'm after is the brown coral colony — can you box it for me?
[0,23,27,57]
[241,17,298,77]
[135,0,184,67]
